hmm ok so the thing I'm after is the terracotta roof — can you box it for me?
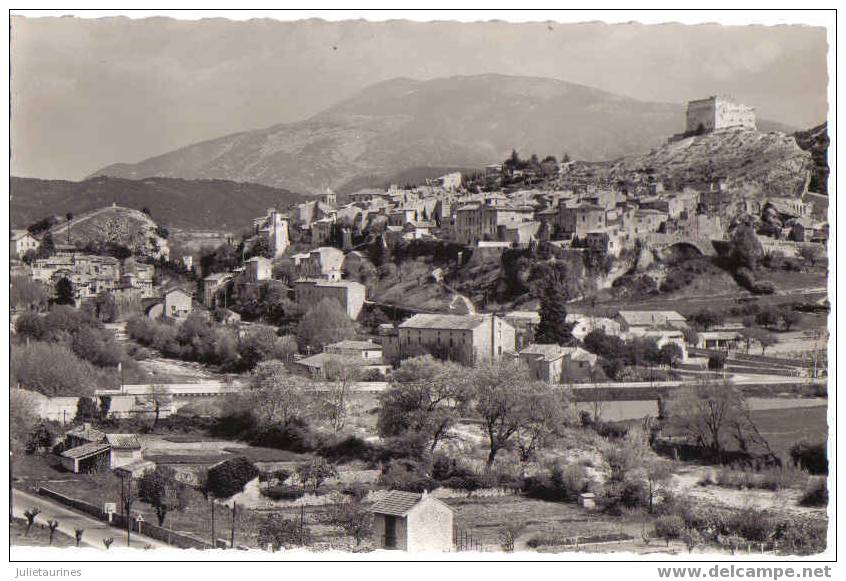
[65,424,106,443]
[105,433,142,449]
[371,490,423,516]
[61,442,111,460]
[399,313,490,331]
[617,310,686,326]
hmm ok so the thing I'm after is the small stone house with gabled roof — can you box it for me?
[371,490,454,552]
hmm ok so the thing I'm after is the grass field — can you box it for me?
[749,405,829,459]
[444,495,649,551]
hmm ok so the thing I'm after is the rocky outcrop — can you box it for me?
[607,128,813,198]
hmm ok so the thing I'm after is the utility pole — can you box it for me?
[230,503,237,548]
[125,478,133,547]
[210,498,215,547]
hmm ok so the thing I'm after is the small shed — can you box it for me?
[578,492,596,510]
[371,490,454,552]
[104,433,143,468]
[60,442,111,474]
[114,459,156,480]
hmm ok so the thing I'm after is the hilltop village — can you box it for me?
[10,96,829,554]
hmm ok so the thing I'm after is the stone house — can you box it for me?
[518,344,598,383]
[615,311,688,333]
[294,279,366,319]
[10,230,39,258]
[383,313,515,366]
[372,490,454,552]
[201,272,233,307]
[104,433,144,469]
[252,208,290,257]
[145,288,193,321]
[558,203,606,237]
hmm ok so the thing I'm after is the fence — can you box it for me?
[37,486,213,550]
[453,526,486,552]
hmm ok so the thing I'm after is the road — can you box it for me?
[11,489,168,550]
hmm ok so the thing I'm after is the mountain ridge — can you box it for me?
[91,74,796,193]
[10,175,306,231]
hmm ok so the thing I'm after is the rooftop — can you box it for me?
[371,490,423,516]
[326,340,382,351]
[61,442,111,460]
[104,433,142,449]
[65,424,106,443]
[617,310,686,326]
[399,313,492,331]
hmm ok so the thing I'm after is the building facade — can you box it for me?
[685,96,756,134]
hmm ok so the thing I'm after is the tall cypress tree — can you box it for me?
[534,274,574,346]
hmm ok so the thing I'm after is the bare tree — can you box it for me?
[23,508,40,536]
[47,520,60,545]
[666,379,765,462]
[146,384,171,428]
[320,355,362,434]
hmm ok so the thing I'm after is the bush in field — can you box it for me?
[523,463,591,502]
[790,441,828,475]
[799,478,828,507]
[379,458,435,493]
[775,518,827,555]
[261,485,305,501]
[653,515,685,546]
[708,353,726,370]
[727,507,778,542]
[204,456,259,499]
[326,500,374,547]
[137,466,188,526]
[257,514,310,550]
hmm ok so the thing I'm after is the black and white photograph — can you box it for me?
[6,8,836,567]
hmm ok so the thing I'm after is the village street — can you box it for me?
[11,488,169,551]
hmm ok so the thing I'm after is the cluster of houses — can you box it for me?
[58,422,154,478]
[11,240,157,308]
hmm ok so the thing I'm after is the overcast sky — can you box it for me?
[11,16,828,180]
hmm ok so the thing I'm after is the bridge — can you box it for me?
[643,232,723,257]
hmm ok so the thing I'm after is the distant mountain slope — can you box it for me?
[10,176,305,230]
[572,127,813,198]
[89,74,795,193]
[793,122,828,195]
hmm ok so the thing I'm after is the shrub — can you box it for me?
[320,435,379,464]
[653,515,685,545]
[713,465,805,491]
[261,485,305,501]
[735,267,757,290]
[379,458,435,492]
[799,478,828,507]
[752,280,776,295]
[790,441,828,475]
[707,353,726,370]
[727,507,778,542]
[257,514,310,549]
[775,518,827,555]
[205,456,259,499]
